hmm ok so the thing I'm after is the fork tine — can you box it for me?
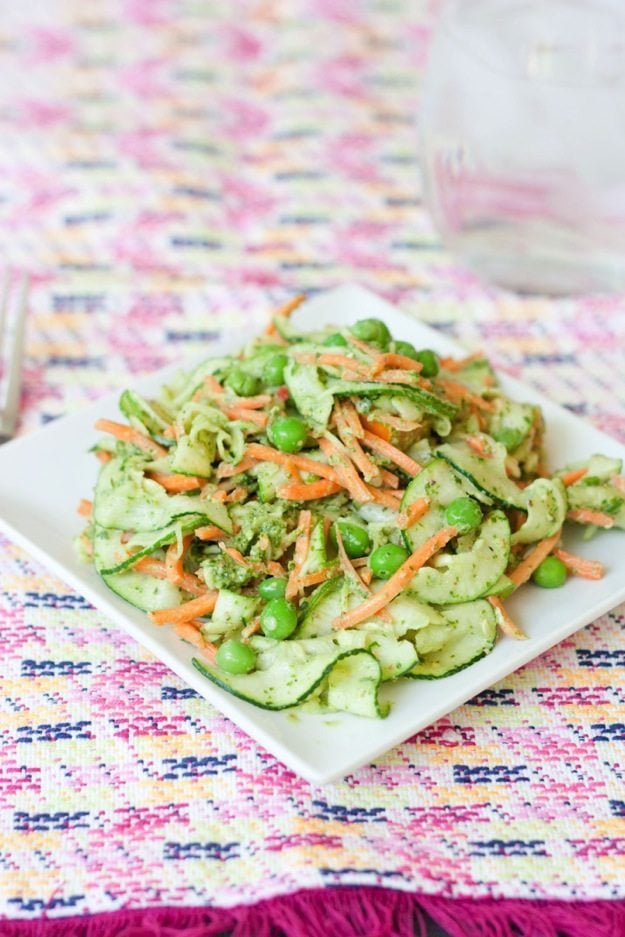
[1,273,29,439]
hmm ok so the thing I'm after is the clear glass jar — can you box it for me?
[419,0,625,294]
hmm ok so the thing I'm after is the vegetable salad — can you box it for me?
[77,295,624,718]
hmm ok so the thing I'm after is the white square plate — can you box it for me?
[1,284,624,785]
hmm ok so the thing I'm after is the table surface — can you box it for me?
[0,0,624,924]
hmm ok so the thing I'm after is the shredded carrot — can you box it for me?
[265,293,306,335]
[150,591,219,626]
[439,351,484,372]
[224,486,248,503]
[397,497,430,530]
[94,418,167,457]
[365,485,403,510]
[360,416,391,442]
[211,489,228,502]
[334,402,381,483]
[319,435,373,504]
[147,472,203,492]
[195,525,223,541]
[219,405,268,428]
[278,479,342,501]
[285,510,312,601]
[345,333,379,359]
[266,561,285,577]
[340,398,365,439]
[507,531,562,587]
[554,548,604,581]
[371,369,423,386]
[284,458,302,482]
[487,596,526,640]
[95,449,113,464]
[216,455,258,479]
[367,412,421,433]
[560,467,588,487]
[333,526,457,630]
[163,425,177,439]
[228,394,272,410]
[567,508,615,529]
[361,430,422,477]
[173,620,211,649]
[464,434,492,458]
[246,443,340,483]
[360,567,373,586]
[436,378,495,413]
[241,617,262,641]
[134,556,207,597]
[220,545,260,570]
[295,352,371,377]
[379,468,400,489]
[77,498,93,518]
[611,475,625,494]
[198,641,218,665]
[165,535,192,584]
[298,567,339,588]
[203,375,224,395]
[371,352,423,375]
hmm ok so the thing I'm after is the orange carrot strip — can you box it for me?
[345,333,380,359]
[334,403,381,483]
[77,498,93,518]
[298,567,339,588]
[333,526,458,630]
[134,557,207,597]
[340,398,365,439]
[94,418,167,457]
[567,508,615,529]
[365,485,403,510]
[229,394,272,410]
[318,435,373,504]
[371,353,423,375]
[216,454,258,479]
[371,369,423,386]
[278,479,342,501]
[464,435,491,458]
[560,467,588,487]
[361,430,422,476]
[203,375,225,395]
[163,425,177,439]
[219,405,268,428]
[439,351,484,371]
[265,293,306,334]
[246,443,339,483]
[488,595,526,640]
[379,468,400,489]
[368,412,421,433]
[165,535,192,584]
[195,525,223,541]
[554,548,604,581]
[360,417,392,442]
[397,497,430,530]
[150,592,218,626]
[95,449,113,464]
[173,620,211,649]
[507,531,562,587]
[286,510,312,601]
[295,352,371,377]
[147,472,203,492]
[436,379,495,413]
[267,561,285,577]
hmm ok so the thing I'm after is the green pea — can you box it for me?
[258,577,287,600]
[216,639,256,674]
[394,340,419,360]
[267,415,308,453]
[350,318,391,349]
[323,332,348,347]
[414,349,439,378]
[445,497,483,534]
[332,520,370,559]
[226,368,261,397]
[262,353,288,387]
[493,427,524,452]
[260,597,298,640]
[369,543,409,579]
[532,556,568,589]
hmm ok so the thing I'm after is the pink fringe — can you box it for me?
[2,889,624,937]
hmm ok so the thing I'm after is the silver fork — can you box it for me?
[0,271,29,444]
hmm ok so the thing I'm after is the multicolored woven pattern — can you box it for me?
[0,0,624,921]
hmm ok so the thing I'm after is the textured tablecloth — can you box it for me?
[0,2,624,934]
